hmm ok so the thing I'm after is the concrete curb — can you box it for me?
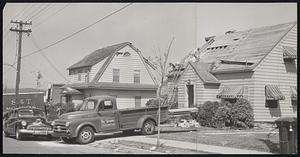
[119,136,273,154]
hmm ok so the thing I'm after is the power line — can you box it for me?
[31,4,56,23]
[22,3,133,59]
[23,4,43,21]
[29,35,69,83]
[27,4,52,21]
[18,3,35,20]
[33,3,70,29]
[22,58,55,83]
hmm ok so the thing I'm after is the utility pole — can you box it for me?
[10,20,32,108]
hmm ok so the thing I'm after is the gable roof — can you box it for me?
[189,61,220,85]
[68,42,130,70]
[199,21,296,73]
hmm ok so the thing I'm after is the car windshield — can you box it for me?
[80,100,97,111]
[18,109,45,117]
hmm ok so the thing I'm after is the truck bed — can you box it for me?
[118,106,169,130]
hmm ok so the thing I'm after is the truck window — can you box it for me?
[80,100,97,111]
[99,100,113,111]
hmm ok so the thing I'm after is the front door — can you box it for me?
[187,84,194,107]
[98,100,119,133]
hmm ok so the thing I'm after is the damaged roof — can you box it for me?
[200,21,297,73]
[68,42,130,70]
[189,61,220,85]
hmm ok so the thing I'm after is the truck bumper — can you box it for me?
[52,129,72,138]
[19,129,53,136]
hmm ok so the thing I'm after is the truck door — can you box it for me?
[98,99,119,132]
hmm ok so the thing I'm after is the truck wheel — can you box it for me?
[76,126,95,144]
[61,137,76,144]
[142,120,155,135]
[15,126,23,140]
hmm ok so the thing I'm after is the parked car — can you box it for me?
[51,95,169,144]
[3,107,53,140]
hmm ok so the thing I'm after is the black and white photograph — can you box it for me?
[2,2,298,154]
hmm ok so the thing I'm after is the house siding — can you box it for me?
[177,64,203,108]
[252,24,297,122]
[81,89,156,109]
[89,58,107,81]
[98,45,155,85]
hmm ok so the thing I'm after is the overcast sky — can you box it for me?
[2,3,297,90]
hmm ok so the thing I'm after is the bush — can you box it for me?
[212,105,232,128]
[230,98,254,129]
[196,101,220,127]
[194,99,254,129]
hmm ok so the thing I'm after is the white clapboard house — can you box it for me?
[61,42,158,109]
[173,21,297,122]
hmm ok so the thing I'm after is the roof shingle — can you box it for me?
[68,42,130,70]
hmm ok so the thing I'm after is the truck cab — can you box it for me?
[51,95,168,144]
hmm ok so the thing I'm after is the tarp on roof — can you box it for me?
[265,85,285,100]
[290,86,297,100]
[68,42,130,70]
[283,46,297,59]
[61,87,82,95]
[217,86,244,99]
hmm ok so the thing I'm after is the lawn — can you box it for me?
[150,126,280,154]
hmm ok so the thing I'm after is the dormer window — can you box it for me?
[116,52,123,56]
[123,52,131,56]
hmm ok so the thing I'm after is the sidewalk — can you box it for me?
[119,136,273,154]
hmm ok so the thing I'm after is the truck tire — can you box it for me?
[76,126,95,144]
[61,137,76,144]
[142,120,155,135]
[15,126,23,140]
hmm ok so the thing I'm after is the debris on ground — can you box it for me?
[150,146,156,151]
[176,119,200,128]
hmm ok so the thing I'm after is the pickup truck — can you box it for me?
[51,95,169,144]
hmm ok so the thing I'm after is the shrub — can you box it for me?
[212,105,232,128]
[196,101,220,127]
[230,98,254,129]
[194,99,254,129]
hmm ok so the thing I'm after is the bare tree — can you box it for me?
[152,37,175,148]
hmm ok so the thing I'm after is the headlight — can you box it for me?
[51,121,55,126]
[21,120,27,126]
[65,122,70,127]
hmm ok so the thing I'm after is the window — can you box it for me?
[113,69,120,82]
[78,73,81,81]
[135,96,141,108]
[80,100,97,111]
[123,52,131,56]
[99,100,113,110]
[134,70,140,83]
[265,100,278,108]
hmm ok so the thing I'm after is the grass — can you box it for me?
[150,126,280,153]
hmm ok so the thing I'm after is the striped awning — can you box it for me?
[217,86,244,99]
[265,85,285,100]
[291,86,297,100]
[283,46,297,59]
[61,87,82,95]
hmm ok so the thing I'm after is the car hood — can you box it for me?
[59,111,97,120]
[19,117,47,125]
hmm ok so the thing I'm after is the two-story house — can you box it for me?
[174,21,297,122]
[61,42,158,109]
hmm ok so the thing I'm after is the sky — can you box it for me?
[2,3,297,90]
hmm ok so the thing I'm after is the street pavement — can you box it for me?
[2,133,160,154]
